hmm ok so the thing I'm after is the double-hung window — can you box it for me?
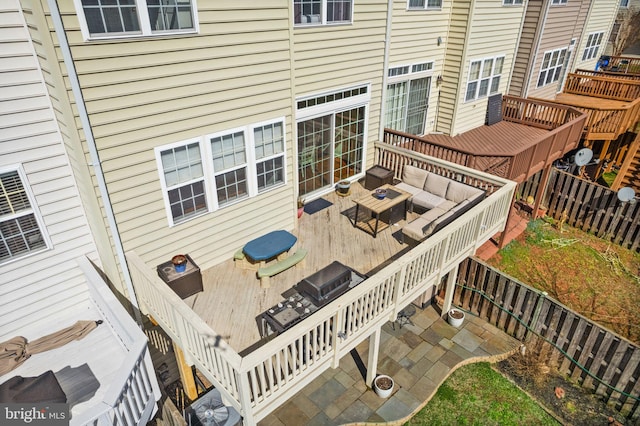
[157,141,207,225]
[551,0,567,4]
[537,48,567,87]
[294,0,353,25]
[156,119,286,226]
[407,0,443,10]
[77,0,197,39]
[210,130,249,207]
[385,62,433,135]
[0,167,49,264]
[465,56,504,102]
[502,0,523,5]
[582,32,604,61]
[254,122,285,193]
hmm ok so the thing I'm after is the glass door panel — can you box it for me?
[298,106,365,197]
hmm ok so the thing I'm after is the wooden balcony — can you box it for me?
[535,73,640,142]
[384,96,586,184]
[604,55,640,74]
[126,145,516,424]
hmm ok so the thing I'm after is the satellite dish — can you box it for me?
[573,148,593,166]
[617,187,636,202]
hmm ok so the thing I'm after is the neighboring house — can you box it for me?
[509,0,618,100]
[0,1,160,424]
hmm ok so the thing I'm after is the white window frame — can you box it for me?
[551,0,567,4]
[74,0,199,41]
[407,0,443,10]
[0,165,51,265]
[156,119,287,227]
[582,32,604,61]
[537,47,567,88]
[464,55,505,102]
[293,0,354,27]
[502,0,523,5]
[620,0,629,8]
[386,62,434,134]
[155,138,209,226]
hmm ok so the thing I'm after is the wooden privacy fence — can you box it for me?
[518,168,640,252]
[453,257,640,421]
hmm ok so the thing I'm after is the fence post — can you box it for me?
[526,291,547,341]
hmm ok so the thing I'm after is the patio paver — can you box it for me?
[259,304,519,425]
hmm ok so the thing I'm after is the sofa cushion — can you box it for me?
[402,165,429,189]
[395,182,424,197]
[423,209,456,237]
[412,191,446,210]
[423,173,450,198]
[446,181,484,204]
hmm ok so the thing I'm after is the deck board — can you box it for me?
[424,121,549,155]
[187,181,418,353]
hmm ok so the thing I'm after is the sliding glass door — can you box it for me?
[297,106,365,197]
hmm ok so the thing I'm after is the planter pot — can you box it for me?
[373,375,394,398]
[172,254,187,273]
[297,207,304,218]
[336,180,351,196]
[447,308,465,328]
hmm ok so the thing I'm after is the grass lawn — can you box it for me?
[487,218,640,344]
[405,363,559,426]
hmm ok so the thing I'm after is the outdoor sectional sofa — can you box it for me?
[396,165,485,242]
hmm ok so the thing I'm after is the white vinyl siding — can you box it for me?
[465,56,504,102]
[294,0,353,25]
[582,32,604,61]
[537,48,567,87]
[407,0,443,10]
[156,119,286,226]
[0,167,50,264]
[75,0,197,39]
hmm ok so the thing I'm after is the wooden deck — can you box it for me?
[551,93,633,110]
[424,121,549,155]
[185,181,420,353]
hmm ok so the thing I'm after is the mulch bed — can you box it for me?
[495,358,630,426]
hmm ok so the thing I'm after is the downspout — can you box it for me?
[47,0,140,313]
[378,0,394,142]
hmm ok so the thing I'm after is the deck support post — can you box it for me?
[441,265,458,317]
[532,164,552,220]
[173,342,198,401]
[365,327,381,388]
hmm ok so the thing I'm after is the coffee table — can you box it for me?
[352,184,411,237]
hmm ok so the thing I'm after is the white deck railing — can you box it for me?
[127,146,516,424]
[74,257,162,426]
